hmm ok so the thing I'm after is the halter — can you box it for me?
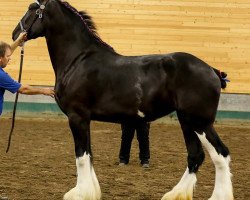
[19,0,48,32]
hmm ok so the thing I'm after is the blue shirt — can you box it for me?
[0,67,21,115]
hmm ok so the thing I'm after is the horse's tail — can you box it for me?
[212,67,229,89]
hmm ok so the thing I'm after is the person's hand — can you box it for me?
[43,88,55,98]
[16,32,27,46]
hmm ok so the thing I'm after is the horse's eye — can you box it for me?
[28,3,40,10]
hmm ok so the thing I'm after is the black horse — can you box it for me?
[13,1,233,200]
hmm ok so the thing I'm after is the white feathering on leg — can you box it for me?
[161,167,197,200]
[64,152,101,200]
[90,165,101,199]
[196,132,233,200]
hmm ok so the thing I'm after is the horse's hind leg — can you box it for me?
[195,125,233,200]
[162,114,205,200]
[64,112,101,200]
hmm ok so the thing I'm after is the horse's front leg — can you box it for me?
[64,113,101,200]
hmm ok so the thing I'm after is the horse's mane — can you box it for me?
[78,11,97,34]
[59,1,114,51]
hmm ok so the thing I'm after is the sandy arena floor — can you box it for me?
[0,117,249,200]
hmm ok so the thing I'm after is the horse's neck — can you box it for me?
[47,36,84,63]
[45,22,97,76]
[45,4,115,77]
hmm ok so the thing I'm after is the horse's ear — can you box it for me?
[39,0,48,4]
[36,0,43,4]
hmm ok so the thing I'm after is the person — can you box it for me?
[0,32,55,116]
[119,120,150,168]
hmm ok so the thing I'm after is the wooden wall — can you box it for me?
[1,0,250,93]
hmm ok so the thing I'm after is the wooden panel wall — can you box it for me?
[0,0,250,93]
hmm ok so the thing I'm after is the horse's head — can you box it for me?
[12,0,55,41]
[13,0,115,54]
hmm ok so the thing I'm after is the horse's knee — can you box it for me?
[188,151,205,173]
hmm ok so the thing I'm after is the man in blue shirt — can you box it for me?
[0,32,54,115]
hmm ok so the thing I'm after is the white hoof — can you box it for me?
[64,185,100,200]
[161,190,192,200]
[208,192,234,200]
[64,153,101,200]
[161,168,196,200]
[63,187,82,200]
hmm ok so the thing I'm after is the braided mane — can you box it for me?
[60,1,114,51]
[78,11,97,34]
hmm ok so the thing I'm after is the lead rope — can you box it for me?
[6,44,25,153]
[6,0,46,152]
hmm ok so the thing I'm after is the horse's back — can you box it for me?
[113,52,221,123]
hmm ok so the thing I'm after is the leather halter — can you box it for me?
[19,0,48,32]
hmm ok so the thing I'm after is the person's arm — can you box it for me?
[10,32,27,53]
[18,85,55,98]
